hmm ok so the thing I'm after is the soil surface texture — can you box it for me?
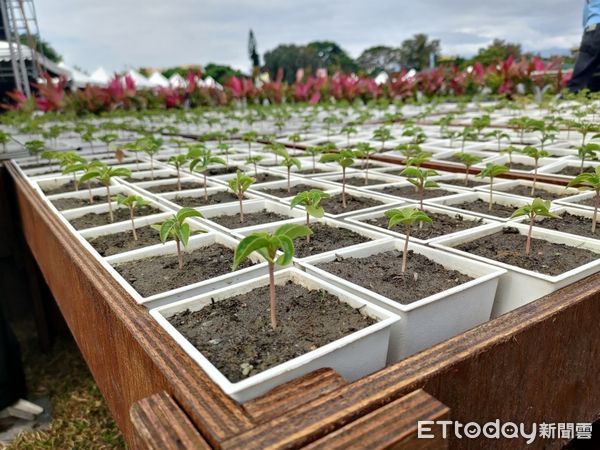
[508,163,535,172]
[259,184,322,198]
[558,165,595,177]
[210,210,290,229]
[534,212,600,239]
[252,173,285,183]
[574,196,599,208]
[316,250,472,305]
[115,244,254,297]
[365,212,484,240]
[146,181,204,193]
[456,227,599,275]
[43,180,103,195]
[294,223,370,258]
[321,194,384,214]
[167,281,375,382]
[329,176,387,187]
[377,186,453,200]
[51,195,108,211]
[294,168,332,175]
[441,178,487,188]
[128,175,174,183]
[206,166,240,176]
[498,185,569,201]
[69,205,161,230]
[88,226,160,257]
[453,199,519,218]
[171,191,241,207]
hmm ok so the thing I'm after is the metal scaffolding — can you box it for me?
[0,0,41,98]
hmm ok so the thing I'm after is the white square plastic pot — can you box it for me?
[473,180,581,202]
[430,222,600,318]
[298,238,505,361]
[149,267,399,403]
[426,191,533,222]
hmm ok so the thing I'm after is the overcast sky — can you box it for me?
[36,0,581,74]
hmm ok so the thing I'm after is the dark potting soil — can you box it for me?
[380,169,407,177]
[295,168,332,175]
[453,199,518,218]
[294,223,370,258]
[51,195,108,211]
[43,180,103,196]
[167,281,375,382]
[508,163,535,172]
[146,181,204,193]
[365,212,484,240]
[259,184,321,198]
[321,194,384,215]
[534,212,600,239]
[456,227,598,276]
[439,154,474,164]
[69,205,161,230]
[574,196,599,207]
[317,251,472,305]
[558,165,595,177]
[206,166,239,176]
[498,185,568,201]
[377,186,453,200]
[171,191,241,207]
[252,173,285,183]
[88,226,160,257]
[209,210,290,229]
[115,244,255,297]
[441,178,487,188]
[330,176,387,187]
[128,175,174,183]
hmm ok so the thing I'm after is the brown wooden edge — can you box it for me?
[130,391,212,450]
[302,389,449,450]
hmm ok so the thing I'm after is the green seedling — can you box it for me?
[290,190,331,242]
[355,142,377,184]
[278,149,301,194]
[567,166,600,233]
[167,153,191,191]
[479,164,510,211]
[115,194,150,241]
[372,126,393,152]
[341,124,358,146]
[501,145,519,169]
[24,140,45,163]
[241,130,258,157]
[577,143,600,174]
[190,148,226,200]
[99,133,119,153]
[519,146,549,196]
[304,145,322,173]
[511,198,560,256]
[245,155,264,177]
[485,130,511,152]
[80,164,132,223]
[385,208,432,273]
[459,127,477,152]
[233,224,312,329]
[320,149,356,209]
[0,131,11,153]
[454,153,483,186]
[217,142,232,167]
[227,170,256,223]
[401,166,439,210]
[151,208,206,269]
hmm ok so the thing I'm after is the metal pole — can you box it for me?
[0,0,23,92]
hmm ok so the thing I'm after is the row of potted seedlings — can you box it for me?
[13,130,600,403]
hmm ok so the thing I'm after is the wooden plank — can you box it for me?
[222,273,600,450]
[5,163,254,447]
[302,390,449,450]
[244,368,346,423]
[130,391,211,450]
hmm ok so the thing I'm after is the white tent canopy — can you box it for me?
[126,69,153,89]
[148,71,169,88]
[57,62,94,88]
[169,73,186,88]
[90,67,111,86]
[374,72,389,85]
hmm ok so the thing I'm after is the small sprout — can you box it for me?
[355,142,377,184]
[227,170,256,223]
[241,130,258,157]
[372,126,393,152]
[479,164,510,211]
[567,166,600,233]
[459,127,477,152]
[0,130,11,153]
[245,155,264,177]
[217,142,232,167]
[501,145,519,169]
[267,142,286,164]
[151,208,206,270]
[79,164,132,223]
[125,135,163,178]
[320,149,356,209]
[485,130,511,152]
[190,148,226,201]
[290,190,331,242]
[278,149,301,194]
[233,224,312,329]
[385,208,432,273]
[24,140,45,163]
[340,124,358,146]
[401,166,439,210]
[304,145,323,173]
[519,146,549,196]
[454,153,483,186]
[511,198,560,256]
[58,152,87,192]
[471,115,491,140]
[577,143,600,174]
[115,194,149,241]
[99,133,119,152]
[167,153,191,191]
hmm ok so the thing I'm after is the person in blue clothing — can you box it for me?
[569,0,600,92]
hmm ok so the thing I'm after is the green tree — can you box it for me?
[400,34,440,70]
[472,39,522,66]
[248,29,260,72]
[356,45,402,75]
